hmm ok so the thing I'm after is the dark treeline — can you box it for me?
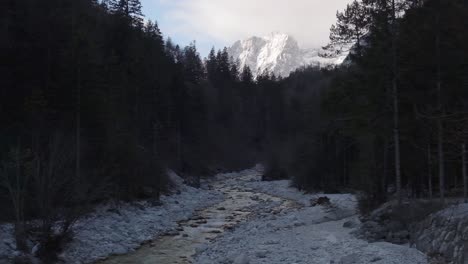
[267,0,468,211]
[0,0,274,258]
[1,0,468,261]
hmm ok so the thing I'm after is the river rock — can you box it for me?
[254,250,269,258]
[293,221,306,227]
[165,230,180,236]
[343,220,358,229]
[311,196,331,207]
[251,195,260,201]
[233,254,250,264]
[264,239,280,245]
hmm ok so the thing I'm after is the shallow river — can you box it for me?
[98,180,296,264]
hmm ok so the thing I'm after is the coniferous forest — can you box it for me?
[1,0,468,262]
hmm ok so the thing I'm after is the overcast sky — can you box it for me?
[141,0,353,56]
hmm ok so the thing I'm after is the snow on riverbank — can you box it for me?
[0,171,223,264]
[0,225,16,264]
[215,165,357,209]
[196,166,428,264]
[1,166,430,264]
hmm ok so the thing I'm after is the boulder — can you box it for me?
[254,250,269,258]
[343,220,359,229]
[310,196,331,207]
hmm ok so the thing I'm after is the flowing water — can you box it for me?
[98,180,297,264]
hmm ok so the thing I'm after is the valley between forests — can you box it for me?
[1,0,468,263]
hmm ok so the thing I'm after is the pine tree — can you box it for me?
[330,0,371,55]
[144,20,164,47]
[206,47,217,83]
[217,48,232,80]
[110,0,144,27]
[240,66,254,85]
[182,42,204,85]
[229,59,240,82]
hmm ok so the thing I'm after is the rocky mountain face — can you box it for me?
[228,32,348,78]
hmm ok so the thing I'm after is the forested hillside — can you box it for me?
[1,0,272,214]
[278,0,468,209]
[0,0,275,257]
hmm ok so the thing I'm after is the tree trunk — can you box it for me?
[437,120,445,202]
[463,142,467,203]
[73,4,81,181]
[76,65,81,180]
[435,11,445,203]
[383,139,389,198]
[343,147,347,186]
[177,121,182,171]
[391,0,402,205]
[428,143,433,200]
[12,139,28,252]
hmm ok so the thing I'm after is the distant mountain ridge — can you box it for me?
[228,32,348,78]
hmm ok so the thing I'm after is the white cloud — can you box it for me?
[156,0,352,49]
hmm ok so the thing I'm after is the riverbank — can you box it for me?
[1,166,430,264]
[194,166,428,264]
[0,171,223,264]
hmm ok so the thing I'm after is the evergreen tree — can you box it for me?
[206,47,218,83]
[330,0,371,54]
[240,66,254,85]
[182,42,205,85]
[110,0,144,27]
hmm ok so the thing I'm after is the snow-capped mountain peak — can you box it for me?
[228,32,348,78]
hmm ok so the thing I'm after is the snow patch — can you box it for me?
[196,165,428,264]
[228,32,349,78]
